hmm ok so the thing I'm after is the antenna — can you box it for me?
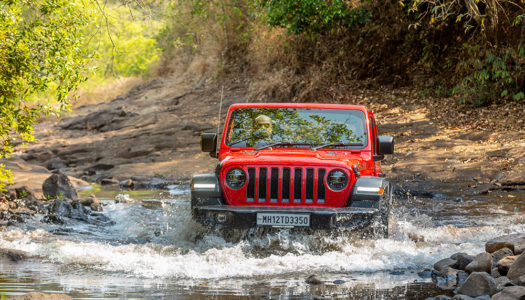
[216,86,224,156]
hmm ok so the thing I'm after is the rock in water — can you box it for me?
[434,258,457,272]
[457,272,497,297]
[486,234,525,255]
[507,252,525,281]
[453,253,475,270]
[305,275,322,285]
[9,292,72,299]
[465,253,492,274]
[42,174,78,201]
[80,195,102,212]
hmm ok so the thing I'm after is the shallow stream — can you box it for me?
[0,184,523,299]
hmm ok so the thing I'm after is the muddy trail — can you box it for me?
[1,75,524,299]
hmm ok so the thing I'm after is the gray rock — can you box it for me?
[305,275,322,285]
[518,275,525,286]
[454,253,476,270]
[492,267,502,277]
[507,252,525,281]
[486,234,525,255]
[466,253,493,274]
[457,272,497,297]
[49,200,88,221]
[80,195,102,212]
[493,248,514,265]
[498,256,518,276]
[46,158,67,170]
[494,276,513,291]
[120,179,134,188]
[433,296,452,300]
[42,174,78,201]
[474,296,491,300]
[435,258,458,272]
[493,286,525,300]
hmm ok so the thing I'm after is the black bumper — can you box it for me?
[192,205,379,230]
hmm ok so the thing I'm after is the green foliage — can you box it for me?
[0,0,91,188]
[453,45,525,106]
[260,0,371,35]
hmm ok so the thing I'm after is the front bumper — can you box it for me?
[192,205,379,230]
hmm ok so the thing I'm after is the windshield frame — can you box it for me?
[222,105,370,151]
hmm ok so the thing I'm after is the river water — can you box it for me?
[0,184,523,299]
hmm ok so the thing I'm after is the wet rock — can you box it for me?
[466,253,493,274]
[42,173,78,201]
[333,280,345,284]
[0,248,27,262]
[25,200,47,214]
[507,252,525,281]
[498,256,518,276]
[80,195,102,212]
[457,270,469,285]
[7,214,25,226]
[390,270,405,275]
[120,179,134,188]
[453,253,476,270]
[457,272,497,297]
[43,214,65,224]
[493,248,515,265]
[435,258,458,272]
[493,267,502,277]
[432,296,452,300]
[492,286,525,300]
[419,268,433,279]
[9,292,72,300]
[474,296,491,300]
[495,277,513,291]
[305,275,322,285]
[48,200,88,221]
[486,234,525,255]
[99,178,119,185]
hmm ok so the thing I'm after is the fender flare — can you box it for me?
[349,176,391,208]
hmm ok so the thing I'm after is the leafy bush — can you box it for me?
[260,0,371,35]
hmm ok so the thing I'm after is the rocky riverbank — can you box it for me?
[426,234,525,300]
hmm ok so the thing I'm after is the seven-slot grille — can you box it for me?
[245,167,328,204]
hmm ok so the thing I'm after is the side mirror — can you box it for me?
[201,133,217,153]
[378,136,394,155]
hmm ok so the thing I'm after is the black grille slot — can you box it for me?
[317,168,326,203]
[247,168,255,202]
[306,168,314,203]
[293,168,302,203]
[258,167,267,202]
[282,168,290,202]
[270,168,279,202]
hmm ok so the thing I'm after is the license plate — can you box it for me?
[256,213,310,227]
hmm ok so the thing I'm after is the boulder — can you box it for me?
[432,267,459,288]
[48,200,88,221]
[9,292,72,300]
[518,275,525,286]
[507,252,525,281]
[453,253,476,270]
[452,295,475,300]
[457,272,497,297]
[486,234,525,255]
[80,195,102,212]
[492,286,525,300]
[305,275,322,285]
[42,174,78,200]
[493,248,515,265]
[465,253,493,274]
[494,276,513,292]
[435,258,458,272]
[492,267,502,277]
[457,270,469,285]
[498,256,518,276]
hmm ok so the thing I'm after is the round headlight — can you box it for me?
[225,168,247,189]
[327,169,348,191]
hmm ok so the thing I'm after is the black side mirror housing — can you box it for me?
[201,133,217,153]
[378,136,394,155]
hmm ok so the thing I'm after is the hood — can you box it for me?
[219,149,370,169]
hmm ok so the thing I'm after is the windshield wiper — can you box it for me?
[253,142,310,152]
[311,142,364,151]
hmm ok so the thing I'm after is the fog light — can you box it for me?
[216,213,228,223]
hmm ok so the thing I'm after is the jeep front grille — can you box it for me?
[246,167,327,204]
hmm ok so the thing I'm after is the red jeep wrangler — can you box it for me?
[191,103,394,236]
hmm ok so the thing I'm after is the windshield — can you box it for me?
[225,108,367,148]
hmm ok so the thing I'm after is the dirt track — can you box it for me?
[5,75,525,196]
